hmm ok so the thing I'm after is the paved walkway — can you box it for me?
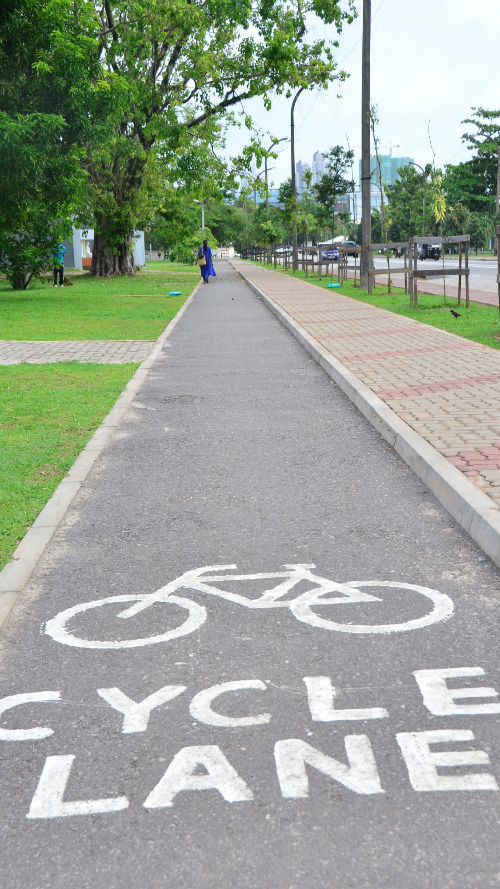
[0,340,155,364]
[232,260,500,507]
[3,262,500,889]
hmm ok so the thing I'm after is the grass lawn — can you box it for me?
[251,261,500,352]
[0,261,199,340]
[0,362,140,569]
[0,264,199,570]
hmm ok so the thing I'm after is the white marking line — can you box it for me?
[396,730,499,792]
[189,680,271,727]
[27,755,129,819]
[6,666,500,749]
[45,593,206,649]
[25,730,500,819]
[143,746,254,809]
[0,692,61,741]
[274,737,384,798]
[8,665,500,819]
[413,667,500,715]
[43,565,455,650]
[303,676,388,721]
[97,685,186,733]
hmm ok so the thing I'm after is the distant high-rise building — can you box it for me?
[295,160,311,191]
[312,150,326,184]
[358,155,413,188]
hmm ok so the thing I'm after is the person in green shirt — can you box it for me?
[53,243,66,286]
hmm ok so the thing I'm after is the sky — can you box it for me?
[225,0,500,189]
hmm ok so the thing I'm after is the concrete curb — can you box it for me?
[0,282,201,626]
[233,263,500,568]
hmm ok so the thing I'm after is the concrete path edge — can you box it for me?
[0,282,202,626]
[233,263,500,568]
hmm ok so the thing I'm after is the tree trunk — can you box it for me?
[90,221,136,276]
[10,272,31,290]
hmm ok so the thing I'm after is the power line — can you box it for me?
[296,0,386,134]
[339,0,385,65]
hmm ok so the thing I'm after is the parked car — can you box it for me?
[322,247,339,260]
[342,241,359,259]
[419,243,441,260]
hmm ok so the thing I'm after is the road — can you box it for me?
[1,262,500,888]
[372,255,498,293]
[372,256,498,305]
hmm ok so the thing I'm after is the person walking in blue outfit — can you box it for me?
[198,239,216,284]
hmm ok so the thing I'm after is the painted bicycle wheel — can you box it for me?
[290,581,454,634]
[45,594,206,649]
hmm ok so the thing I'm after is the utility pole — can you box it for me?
[360,0,372,291]
[290,87,304,272]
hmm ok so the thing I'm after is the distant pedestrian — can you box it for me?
[53,243,66,287]
[197,239,216,284]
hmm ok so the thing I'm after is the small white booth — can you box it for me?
[64,228,146,269]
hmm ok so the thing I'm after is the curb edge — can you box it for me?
[0,280,202,623]
[233,262,500,568]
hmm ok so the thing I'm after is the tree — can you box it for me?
[462,108,500,217]
[70,0,356,275]
[276,179,294,242]
[0,2,91,288]
[432,172,447,236]
[0,113,82,289]
[385,165,437,241]
[465,211,492,253]
[443,155,497,216]
[204,199,247,247]
[313,146,354,239]
[1,0,356,277]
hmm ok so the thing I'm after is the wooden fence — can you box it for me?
[408,235,470,308]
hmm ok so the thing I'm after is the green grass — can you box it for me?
[0,362,139,569]
[0,262,199,340]
[251,261,500,352]
[0,265,200,569]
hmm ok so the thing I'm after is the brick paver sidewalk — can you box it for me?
[0,340,155,364]
[233,260,500,507]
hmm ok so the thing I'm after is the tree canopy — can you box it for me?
[462,107,500,215]
[1,0,355,276]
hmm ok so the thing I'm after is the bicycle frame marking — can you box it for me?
[44,564,454,650]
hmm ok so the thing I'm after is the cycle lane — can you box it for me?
[1,261,500,887]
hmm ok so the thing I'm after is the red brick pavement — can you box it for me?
[233,260,500,506]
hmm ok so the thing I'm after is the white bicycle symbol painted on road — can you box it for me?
[44,564,454,650]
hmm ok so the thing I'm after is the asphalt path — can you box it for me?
[2,261,500,888]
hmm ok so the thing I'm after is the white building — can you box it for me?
[312,151,326,184]
[295,160,311,191]
[62,227,146,269]
[351,188,383,221]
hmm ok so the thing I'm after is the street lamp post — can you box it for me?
[194,199,205,230]
[290,81,339,272]
[253,168,266,209]
[360,0,372,291]
[290,87,304,272]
